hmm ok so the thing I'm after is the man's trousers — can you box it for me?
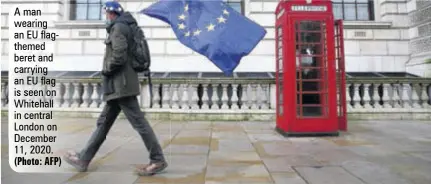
[78,96,165,163]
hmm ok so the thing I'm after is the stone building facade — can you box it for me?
[0,0,430,76]
[406,0,431,77]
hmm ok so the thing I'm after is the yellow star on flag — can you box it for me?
[193,29,202,36]
[217,16,226,23]
[206,23,215,31]
[185,31,190,37]
[179,14,186,20]
[184,4,189,11]
[223,9,229,15]
[178,23,186,29]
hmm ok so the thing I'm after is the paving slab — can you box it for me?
[208,151,262,165]
[248,133,285,143]
[408,151,431,162]
[342,160,411,184]
[254,141,302,157]
[294,166,365,184]
[211,131,250,140]
[262,155,321,172]
[211,122,244,132]
[2,118,431,184]
[210,139,255,152]
[153,122,184,131]
[308,148,367,165]
[164,144,210,155]
[163,155,208,172]
[175,129,212,138]
[344,145,402,157]
[135,169,206,183]
[1,173,74,184]
[97,141,150,165]
[64,172,138,184]
[205,163,272,183]
[241,122,275,134]
[183,121,212,130]
[271,172,307,184]
[367,153,431,184]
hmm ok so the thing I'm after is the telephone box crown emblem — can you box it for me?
[306,0,312,4]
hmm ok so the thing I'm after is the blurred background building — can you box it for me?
[1,0,430,77]
[1,0,430,121]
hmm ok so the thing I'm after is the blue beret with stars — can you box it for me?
[103,1,123,14]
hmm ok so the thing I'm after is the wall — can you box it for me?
[0,0,421,75]
[343,0,410,72]
[405,0,431,77]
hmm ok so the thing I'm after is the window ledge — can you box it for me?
[342,21,392,29]
[54,21,105,29]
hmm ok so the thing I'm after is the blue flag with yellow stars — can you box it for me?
[140,0,267,76]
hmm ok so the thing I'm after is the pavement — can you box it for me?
[1,117,431,184]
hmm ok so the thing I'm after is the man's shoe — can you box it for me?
[135,161,168,176]
[63,151,89,172]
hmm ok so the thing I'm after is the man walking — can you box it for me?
[63,1,167,176]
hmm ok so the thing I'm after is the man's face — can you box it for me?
[105,11,116,21]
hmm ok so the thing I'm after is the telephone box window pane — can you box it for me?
[301,94,322,105]
[299,32,322,43]
[297,56,327,70]
[298,45,322,55]
[303,106,323,117]
[296,81,301,93]
[357,4,370,20]
[300,82,321,92]
[299,69,323,79]
[344,4,356,20]
[299,21,321,31]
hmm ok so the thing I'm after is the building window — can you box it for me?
[332,0,375,21]
[70,0,106,20]
[226,0,245,15]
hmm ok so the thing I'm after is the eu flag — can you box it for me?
[140,0,267,76]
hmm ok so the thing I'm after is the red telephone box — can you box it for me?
[275,0,347,136]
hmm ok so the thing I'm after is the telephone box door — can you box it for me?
[335,20,347,131]
[289,16,338,133]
